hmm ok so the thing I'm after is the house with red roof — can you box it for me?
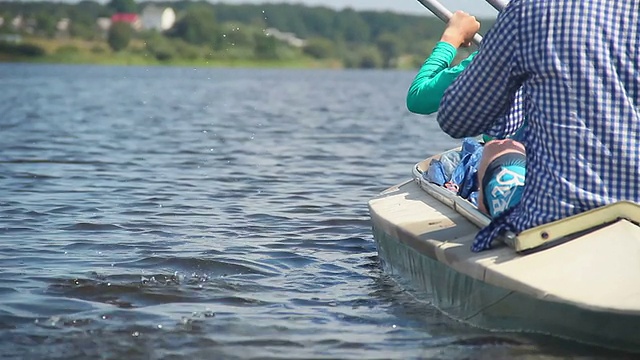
[111,13,142,31]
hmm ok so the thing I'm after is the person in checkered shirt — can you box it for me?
[437,0,640,252]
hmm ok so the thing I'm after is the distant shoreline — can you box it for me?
[0,37,367,69]
[0,38,346,69]
[1,54,344,69]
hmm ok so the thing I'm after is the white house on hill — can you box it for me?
[141,6,176,32]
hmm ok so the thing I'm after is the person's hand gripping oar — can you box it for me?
[413,0,509,46]
[413,0,483,45]
[440,10,481,49]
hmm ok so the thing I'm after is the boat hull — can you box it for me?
[369,177,640,353]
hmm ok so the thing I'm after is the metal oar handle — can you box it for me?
[414,0,483,45]
[415,0,509,46]
[486,0,508,12]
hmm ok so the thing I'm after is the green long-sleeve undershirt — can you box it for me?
[406,42,477,115]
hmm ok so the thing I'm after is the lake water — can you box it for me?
[0,64,630,359]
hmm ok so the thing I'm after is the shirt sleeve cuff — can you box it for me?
[433,41,458,64]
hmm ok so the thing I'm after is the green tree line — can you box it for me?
[0,0,496,68]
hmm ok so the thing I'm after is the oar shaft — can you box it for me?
[485,0,508,12]
[414,0,483,45]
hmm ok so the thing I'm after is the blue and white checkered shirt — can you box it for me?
[437,0,640,252]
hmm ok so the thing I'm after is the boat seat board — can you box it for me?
[512,201,640,252]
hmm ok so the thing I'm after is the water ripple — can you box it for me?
[0,64,622,359]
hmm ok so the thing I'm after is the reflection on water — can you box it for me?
[0,64,630,359]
